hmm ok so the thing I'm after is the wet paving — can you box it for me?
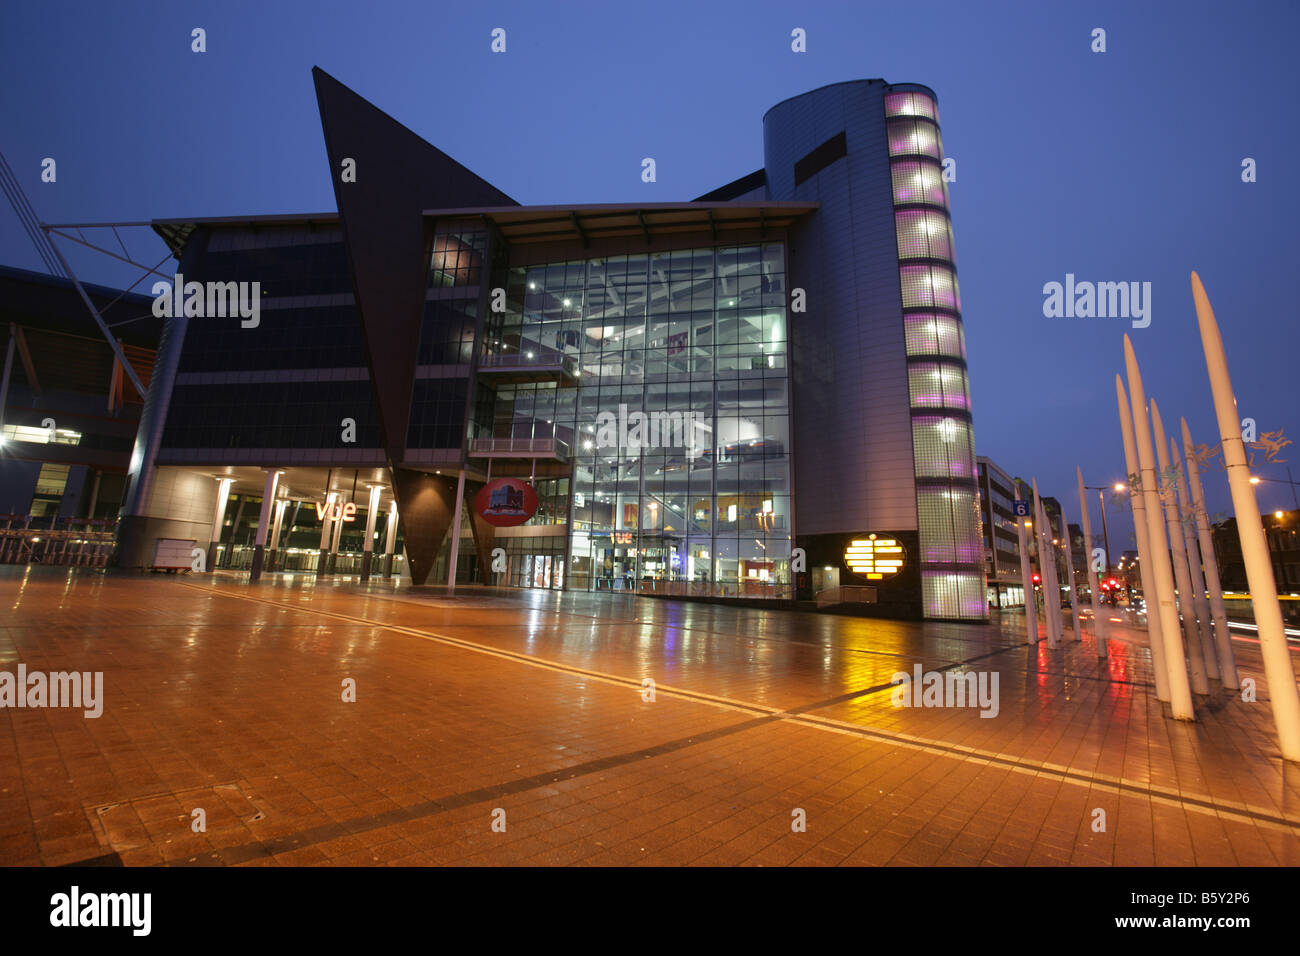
[1,565,1297,866]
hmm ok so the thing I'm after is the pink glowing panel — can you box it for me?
[885,92,938,121]
[887,119,941,158]
[891,160,948,207]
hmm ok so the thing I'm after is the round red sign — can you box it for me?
[474,478,539,527]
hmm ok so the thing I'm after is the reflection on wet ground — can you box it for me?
[1,566,1296,866]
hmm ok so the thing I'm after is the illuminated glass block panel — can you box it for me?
[887,118,943,159]
[922,571,986,619]
[899,264,960,311]
[911,415,975,479]
[884,91,939,123]
[916,487,983,563]
[890,159,949,208]
[895,209,954,261]
[953,488,983,564]
[843,534,905,580]
[907,361,970,410]
[903,314,966,359]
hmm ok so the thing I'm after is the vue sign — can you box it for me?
[316,501,357,522]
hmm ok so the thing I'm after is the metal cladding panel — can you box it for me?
[312,67,515,466]
[389,467,459,585]
[313,68,517,587]
[765,81,916,536]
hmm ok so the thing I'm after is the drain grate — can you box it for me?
[87,782,265,854]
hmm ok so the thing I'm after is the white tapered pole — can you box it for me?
[1058,497,1083,642]
[1191,271,1300,758]
[1170,437,1219,683]
[1124,337,1196,720]
[1032,479,1062,649]
[1182,416,1238,688]
[1077,467,1107,659]
[1151,399,1210,695]
[1015,481,1039,644]
[1116,376,1169,702]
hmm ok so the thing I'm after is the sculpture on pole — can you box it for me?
[1191,272,1300,759]
[1151,399,1210,695]
[1123,337,1195,720]
[1115,376,1170,703]
[1181,417,1238,689]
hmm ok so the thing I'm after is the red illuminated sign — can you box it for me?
[474,478,539,527]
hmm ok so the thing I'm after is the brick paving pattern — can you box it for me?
[1,566,1297,866]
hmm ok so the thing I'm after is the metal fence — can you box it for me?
[0,514,115,567]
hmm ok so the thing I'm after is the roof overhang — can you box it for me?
[421,201,818,245]
[150,213,340,258]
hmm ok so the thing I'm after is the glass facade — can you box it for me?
[886,88,985,619]
[482,243,793,596]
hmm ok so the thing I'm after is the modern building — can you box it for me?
[1213,509,1300,594]
[976,456,1023,608]
[104,71,985,620]
[0,267,159,564]
[1067,521,1086,592]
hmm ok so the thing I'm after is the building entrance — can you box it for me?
[589,534,683,591]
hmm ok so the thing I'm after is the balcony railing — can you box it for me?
[477,349,579,385]
[468,437,570,461]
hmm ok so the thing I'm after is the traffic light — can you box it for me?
[1032,573,1041,586]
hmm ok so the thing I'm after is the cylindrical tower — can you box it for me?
[764,79,985,620]
[885,85,984,620]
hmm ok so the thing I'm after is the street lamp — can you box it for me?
[1247,470,1300,510]
[1082,480,1126,575]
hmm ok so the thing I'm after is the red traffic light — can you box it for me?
[1032,573,1041,584]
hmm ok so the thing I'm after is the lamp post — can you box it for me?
[1082,482,1126,576]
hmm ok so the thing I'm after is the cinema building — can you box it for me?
[111,70,985,621]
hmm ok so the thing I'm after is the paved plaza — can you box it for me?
[1,565,1297,867]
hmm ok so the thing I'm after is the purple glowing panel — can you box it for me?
[890,160,948,207]
[885,92,938,122]
[887,119,941,159]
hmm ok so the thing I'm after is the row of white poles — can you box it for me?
[1014,476,1084,652]
[1011,273,1298,763]
[1114,276,1296,759]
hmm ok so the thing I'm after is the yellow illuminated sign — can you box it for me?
[844,534,904,580]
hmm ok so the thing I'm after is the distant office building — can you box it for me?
[1213,509,1300,593]
[95,71,983,620]
[1067,520,1086,595]
[976,456,1022,608]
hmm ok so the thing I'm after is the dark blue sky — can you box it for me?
[3,0,1297,538]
